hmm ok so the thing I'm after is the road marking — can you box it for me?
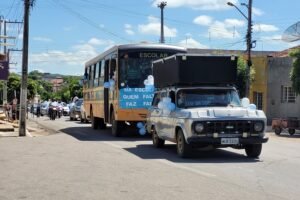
[157,159,217,178]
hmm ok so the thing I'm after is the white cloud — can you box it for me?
[252,7,264,16]
[33,37,52,42]
[208,21,241,39]
[193,15,213,26]
[28,37,115,75]
[124,24,135,35]
[152,0,238,10]
[253,24,279,32]
[138,16,177,37]
[87,38,114,46]
[224,19,245,27]
[178,38,208,48]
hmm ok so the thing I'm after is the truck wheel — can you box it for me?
[152,127,165,148]
[288,128,295,136]
[111,113,122,137]
[176,129,192,158]
[274,127,282,135]
[91,110,98,129]
[245,144,262,158]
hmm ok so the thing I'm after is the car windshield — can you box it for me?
[75,99,83,106]
[177,89,241,108]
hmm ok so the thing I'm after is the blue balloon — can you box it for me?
[137,122,144,129]
[139,128,146,135]
[104,82,110,88]
[167,103,176,111]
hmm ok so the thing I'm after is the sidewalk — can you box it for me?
[0,111,52,137]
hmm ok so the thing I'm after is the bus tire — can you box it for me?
[99,118,106,129]
[91,109,98,129]
[111,113,122,137]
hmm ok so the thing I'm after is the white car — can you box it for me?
[63,103,70,116]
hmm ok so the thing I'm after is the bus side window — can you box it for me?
[88,65,92,88]
[94,63,99,87]
[110,59,116,79]
[99,60,105,85]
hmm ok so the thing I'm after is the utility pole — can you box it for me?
[19,0,31,137]
[1,20,22,106]
[158,2,167,44]
[227,0,253,97]
[245,0,253,98]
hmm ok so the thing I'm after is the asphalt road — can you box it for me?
[1,116,300,200]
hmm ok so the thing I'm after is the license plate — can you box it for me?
[221,138,239,145]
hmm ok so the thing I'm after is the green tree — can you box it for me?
[236,56,255,97]
[7,73,21,101]
[290,48,300,95]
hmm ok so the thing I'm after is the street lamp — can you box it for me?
[227,0,253,98]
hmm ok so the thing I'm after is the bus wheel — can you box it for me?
[91,109,98,129]
[99,118,106,129]
[111,113,122,137]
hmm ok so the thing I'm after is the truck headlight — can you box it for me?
[194,123,204,133]
[254,122,264,132]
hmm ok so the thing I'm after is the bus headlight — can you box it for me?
[194,123,204,133]
[254,122,264,132]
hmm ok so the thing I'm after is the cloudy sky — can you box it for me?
[0,0,299,75]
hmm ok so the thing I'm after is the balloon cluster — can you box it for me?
[104,79,115,91]
[137,122,146,135]
[144,75,155,91]
[158,97,176,115]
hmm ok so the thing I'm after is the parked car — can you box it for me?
[80,102,89,123]
[69,99,83,121]
[41,101,50,116]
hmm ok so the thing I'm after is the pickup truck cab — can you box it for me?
[146,86,268,158]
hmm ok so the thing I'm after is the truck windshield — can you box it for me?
[177,89,241,108]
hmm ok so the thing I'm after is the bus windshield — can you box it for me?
[119,57,152,88]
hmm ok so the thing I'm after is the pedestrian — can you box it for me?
[37,100,41,117]
[31,104,34,118]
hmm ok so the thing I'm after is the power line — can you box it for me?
[50,0,132,43]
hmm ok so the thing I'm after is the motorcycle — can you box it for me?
[49,106,57,120]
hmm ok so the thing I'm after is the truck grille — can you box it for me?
[204,120,253,134]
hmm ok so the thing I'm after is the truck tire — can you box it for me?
[245,144,262,158]
[111,113,122,137]
[288,128,295,136]
[176,129,192,158]
[274,127,282,135]
[152,127,165,148]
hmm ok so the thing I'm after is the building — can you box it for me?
[250,54,300,124]
[42,73,64,92]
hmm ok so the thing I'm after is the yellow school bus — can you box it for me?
[83,43,186,136]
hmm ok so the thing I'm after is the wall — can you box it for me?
[267,57,300,123]
[249,56,268,113]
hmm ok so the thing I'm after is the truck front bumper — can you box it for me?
[187,136,269,146]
